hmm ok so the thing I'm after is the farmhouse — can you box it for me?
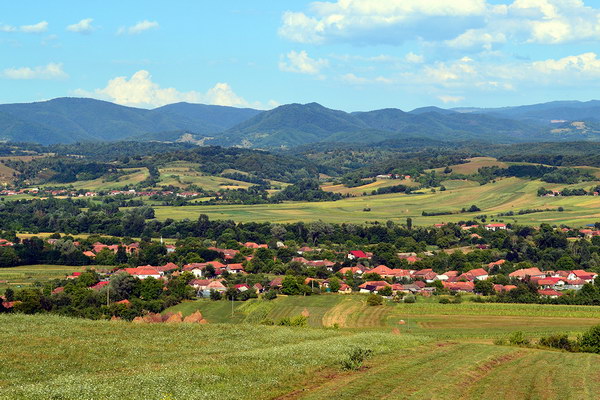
[485,223,507,231]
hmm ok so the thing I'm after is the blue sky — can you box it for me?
[2,0,600,111]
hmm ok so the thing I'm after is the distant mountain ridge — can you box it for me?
[0,97,599,147]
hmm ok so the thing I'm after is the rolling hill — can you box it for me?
[1,97,600,147]
[0,97,262,145]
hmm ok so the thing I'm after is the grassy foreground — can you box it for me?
[2,309,600,400]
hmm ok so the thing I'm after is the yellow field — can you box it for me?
[430,157,508,175]
[322,178,420,196]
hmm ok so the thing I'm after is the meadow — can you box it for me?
[2,295,600,399]
[166,295,600,340]
[152,177,600,227]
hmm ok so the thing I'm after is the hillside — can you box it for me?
[0,98,261,145]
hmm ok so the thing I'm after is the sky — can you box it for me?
[1,0,600,111]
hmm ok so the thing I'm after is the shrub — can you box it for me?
[538,334,576,352]
[439,298,450,304]
[277,315,307,327]
[403,295,416,304]
[508,331,530,346]
[578,325,600,353]
[340,347,373,370]
[263,290,278,300]
[366,294,383,306]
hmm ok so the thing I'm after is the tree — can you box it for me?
[263,290,277,300]
[209,290,222,301]
[378,286,392,296]
[406,217,413,230]
[140,277,163,300]
[281,275,301,295]
[474,279,494,296]
[579,325,600,353]
[109,271,139,301]
[4,288,14,302]
[0,247,19,268]
[329,277,341,293]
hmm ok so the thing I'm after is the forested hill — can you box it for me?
[0,98,261,145]
[1,97,600,147]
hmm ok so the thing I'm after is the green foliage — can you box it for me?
[277,315,308,327]
[508,331,530,346]
[340,347,373,370]
[366,293,383,306]
[578,325,600,353]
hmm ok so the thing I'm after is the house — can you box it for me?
[487,259,506,269]
[123,266,161,280]
[234,284,250,292]
[442,281,475,292]
[338,283,353,294]
[339,266,365,275]
[226,264,245,274]
[466,268,489,281]
[537,278,566,290]
[493,284,517,292]
[297,246,317,254]
[183,261,226,277]
[564,279,587,290]
[205,280,227,295]
[509,267,546,280]
[155,262,179,274]
[369,265,395,278]
[165,245,176,254]
[52,287,64,294]
[253,283,264,293]
[347,250,368,260]
[189,279,211,290]
[358,280,390,293]
[485,223,507,231]
[243,242,268,249]
[571,270,598,283]
[538,289,563,299]
[83,251,96,258]
[90,281,110,291]
[269,277,284,289]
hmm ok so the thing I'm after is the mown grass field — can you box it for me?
[166,295,600,340]
[151,177,600,227]
[0,264,87,293]
[429,156,508,174]
[3,296,600,399]
[56,168,151,191]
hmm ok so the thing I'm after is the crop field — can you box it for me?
[58,168,151,191]
[429,156,508,175]
[166,295,600,339]
[322,178,419,196]
[158,162,253,190]
[151,177,600,227]
[0,264,87,293]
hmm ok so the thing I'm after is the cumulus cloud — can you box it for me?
[117,20,159,35]
[74,70,273,109]
[280,0,600,48]
[2,62,67,80]
[20,21,48,33]
[405,52,424,63]
[67,18,95,34]
[279,50,329,75]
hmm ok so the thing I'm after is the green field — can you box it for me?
[151,177,600,226]
[322,178,420,196]
[0,264,87,293]
[2,295,600,399]
[166,295,600,340]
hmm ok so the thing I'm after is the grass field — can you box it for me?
[322,178,420,196]
[166,295,600,340]
[54,168,151,191]
[151,177,600,227]
[3,296,600,399]
[0,264,87,293]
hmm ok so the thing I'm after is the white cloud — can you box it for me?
[2,62,67,80]
[117,20,159,35]
[67,18,95,34]
[532,52,600,75]
[279,50,329,75]
[0,24,16,32]
[20,21,48,33]
[74,70,273,109]
[280,0,600,48]
[405,52,424,63]
[438,95,465,103]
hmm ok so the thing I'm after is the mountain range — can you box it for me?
[0,97,599,147]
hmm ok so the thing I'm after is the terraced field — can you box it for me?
[152,176,600,226]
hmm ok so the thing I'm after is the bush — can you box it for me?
[538,334,576,352]
[277,315,307,327]
[366,293,383,306]
[508,331,530,346]
[578,325,600,353]
[340,347,373,370]
[403,295,416,304]
[263,290,277,300]
[438,298,450,304]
